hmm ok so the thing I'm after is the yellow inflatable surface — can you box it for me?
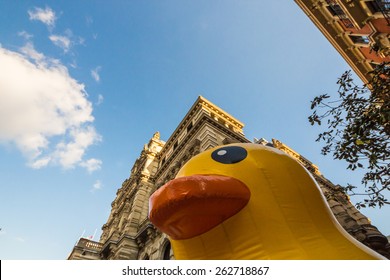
[149,143,385,259]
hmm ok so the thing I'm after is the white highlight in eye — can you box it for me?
[217,150,227,156]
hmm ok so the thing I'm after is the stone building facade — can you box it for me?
[295,0,390,84]
[67,96,390,260]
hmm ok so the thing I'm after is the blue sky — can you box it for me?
[0,1,388,259]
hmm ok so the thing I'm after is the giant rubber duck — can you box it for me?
[149,143,385,259]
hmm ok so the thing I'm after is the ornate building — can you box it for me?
[295,0,389,84]
[68,96,390,260]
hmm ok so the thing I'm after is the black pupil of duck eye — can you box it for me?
[211,146,247,164]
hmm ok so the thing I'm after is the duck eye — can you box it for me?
[211,146,247,164]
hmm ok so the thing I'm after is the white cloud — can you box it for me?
[20,42,45,62]
[30,157,51,169]
[80,158,102,173]
[28,6,56,28]
[49,35,71,53]
[69,59,78,69]
[0,44,102,171]
[91,66,102,82]
[52,127,102,169]
[96,94,104,106]
[49,30,85,53]
[18,31,33,40]
[78,37,86,46]
[91,180,103,193]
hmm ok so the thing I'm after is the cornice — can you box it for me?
[158,96,245,157]
[197,96,244,129]
[153,114,249,183]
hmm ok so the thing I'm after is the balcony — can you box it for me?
[76,238,103,251]
[325,0,355,28]
[367,1,390,25]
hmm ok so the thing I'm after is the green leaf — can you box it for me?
[356,139,364,145]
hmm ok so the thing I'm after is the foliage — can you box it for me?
[309,63,389,208]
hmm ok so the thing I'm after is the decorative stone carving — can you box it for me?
[136,237,145,249]
[146,227,157,240]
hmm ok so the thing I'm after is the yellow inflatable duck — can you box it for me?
[149,143,385,259]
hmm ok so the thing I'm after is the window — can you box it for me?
[349,35,370,45]
[326,3,345,17]
[366,1,382,13]
[370,62,380,69]
[366,0,390,14]
[325,0,355,28]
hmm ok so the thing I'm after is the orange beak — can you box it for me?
[149,174,250,240]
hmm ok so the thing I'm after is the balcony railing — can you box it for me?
[325,0,355,28]
[375,0,390,25]
[77,238,103,251]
